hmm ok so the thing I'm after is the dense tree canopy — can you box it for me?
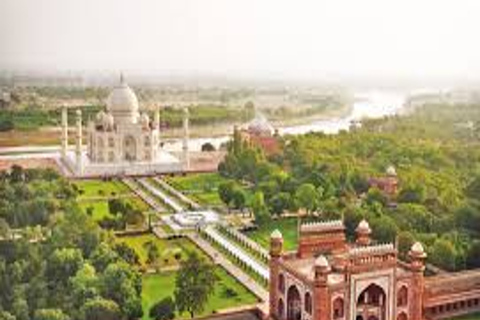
[218,102,480,271]
[0,167,143,320]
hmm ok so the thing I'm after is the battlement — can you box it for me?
[349,243,395,256]
[300,220,344,233]
[297,220,346,258]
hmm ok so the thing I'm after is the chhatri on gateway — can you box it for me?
[59,75,190,177]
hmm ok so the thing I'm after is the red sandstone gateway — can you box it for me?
[269,220,480,320]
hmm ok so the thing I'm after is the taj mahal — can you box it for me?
[60,75,189,177]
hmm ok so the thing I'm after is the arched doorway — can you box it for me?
[287,285,302,320]
[333,297,345,319]
[278,298,285,320]
[397,312,407,320]
[397,286,408,307]
[357,284,387,320]
[124,135,136,161]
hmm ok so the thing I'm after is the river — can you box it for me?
[162,91,407,152]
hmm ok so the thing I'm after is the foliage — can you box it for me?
[149,297,175,320]
[220,101,480,271]
[174,252,217,318]
[0,168,142,320]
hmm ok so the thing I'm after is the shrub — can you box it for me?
[149,297,176,320]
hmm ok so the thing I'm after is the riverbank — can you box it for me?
[0,102,352,147]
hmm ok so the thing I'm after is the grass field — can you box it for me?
[118,234,209,268]
[141,268,258,320]
[450,313,480,320]
[166,173,228,206]
[74,179,130,199]
[244,218,299,251]
[78,196,150,222]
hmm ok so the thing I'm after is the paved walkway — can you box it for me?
[153,177,201,210]
[138,178,184,212]
[204,226,270,280]
[222,226,270,261]
[122,178,167,213]
[186,232,269,302]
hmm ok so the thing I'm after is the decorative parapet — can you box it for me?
[300,220,344,233]
[349,243,395,256]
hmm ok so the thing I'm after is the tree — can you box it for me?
[90,242,119,272]
[370,215,398,243]
[108,199,125,216]
[0,218,10,239]
[0,311,16,320]
[398,184,427,204]
[149,297,176,320]
[113,242,140,265]
[70,263,99,305]
[80,298,121,320]
[201,143,215,152]
[269,192,292,217]
[466,175,480,200]
[430,238,457,271]
[218,181,235,212]
[46,248,84,285]
[231,188,247,212]
[397,231,415,258]
[100,262,143,319]
[9,165,24,183]
[143,240,159,266]
[250,191,270,225]
[295,183,318,216]
[365,187,388,207]
[467,240,480,268]
[34,309,70,320]
[174,252,217,318]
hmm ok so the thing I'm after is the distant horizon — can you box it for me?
[1,68,479,92]
[2,0,480,86]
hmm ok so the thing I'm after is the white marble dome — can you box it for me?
[386,165,397,176]
[271,229,283,239]
[411,242,425,255]
[106,76,139,124]
[356,219,371,233]
[315,255,329,268]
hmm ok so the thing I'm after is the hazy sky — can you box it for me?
[1,0,480,80]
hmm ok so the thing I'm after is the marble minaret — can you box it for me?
[61,107,68,159]
[182,106,190,170]
[75,109,83,175]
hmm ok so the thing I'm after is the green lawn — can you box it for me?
[79,200,110,221]
[142,268,258,320]
[78,196,150,222]
[118,234,209,268]
[167,173,228,206]
[450,313,480,320]
[74,179,130,199]
[245,218,299,251]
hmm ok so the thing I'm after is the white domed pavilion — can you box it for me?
[60,75,188,177]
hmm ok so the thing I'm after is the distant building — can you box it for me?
[60,75,187,177]
[269,219,480,320]
[0,90,11,109]
[238,112,280,155]
[368,166,399,199]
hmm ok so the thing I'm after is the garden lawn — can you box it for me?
[118,234,209,268]
[141,268,258,320]
[449,313,480,320]
[78,196,151,222]
[167,173,228,206]
[79,200,110,221]
[245,218,298,251]
[74,179,130,199]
